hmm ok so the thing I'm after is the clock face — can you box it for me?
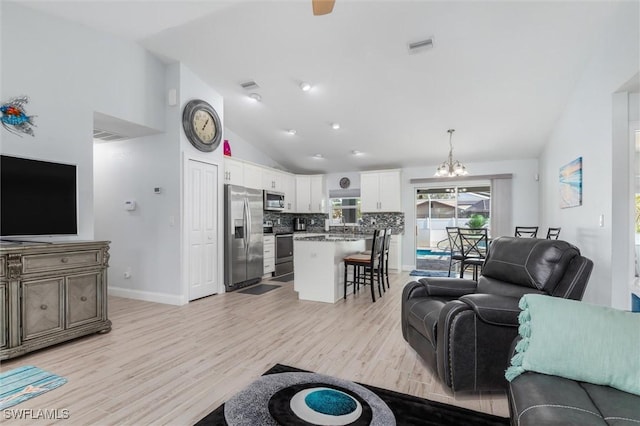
[339,177,351,189]
[192,109,217,143]
[182,99,222,152]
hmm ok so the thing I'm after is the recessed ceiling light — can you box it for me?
[248,93,262,102]
[313,154,323,159]
[300,82,312,92]
[351,150,362,156]
[287,129,297,135]
[331,123,340,130]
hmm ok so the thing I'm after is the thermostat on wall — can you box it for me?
[124,200,137,211]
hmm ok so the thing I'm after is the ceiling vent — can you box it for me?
[240,80,260,90]
[93,128,129,142]
[407,37,434,54]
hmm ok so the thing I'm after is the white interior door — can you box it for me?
[187,159,218,300]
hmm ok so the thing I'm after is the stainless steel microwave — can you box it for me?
[263,190,285,211]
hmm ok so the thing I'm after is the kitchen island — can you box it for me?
[293,234,371,303]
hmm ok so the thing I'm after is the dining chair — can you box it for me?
[546,227,561,240]
[458,227,489,280]
[343,229,385,302]
[382,228,392,290]
[515,226,539,238]
[446,227,464,277]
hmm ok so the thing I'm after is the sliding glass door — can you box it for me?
[415,183,491,270]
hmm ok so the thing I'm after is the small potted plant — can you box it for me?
[466,214,487,229]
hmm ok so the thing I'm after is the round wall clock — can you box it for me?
[339,177,351,189]
[182,99,222,152]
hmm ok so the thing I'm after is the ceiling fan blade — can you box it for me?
[312,0,335,15]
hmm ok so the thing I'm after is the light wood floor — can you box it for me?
[1,271,509,425]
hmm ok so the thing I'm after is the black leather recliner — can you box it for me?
[401,236,593,392]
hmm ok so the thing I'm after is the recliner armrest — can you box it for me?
[417,277,478,297]
[458,294,521,326]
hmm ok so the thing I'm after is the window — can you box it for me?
[331,197,361,225]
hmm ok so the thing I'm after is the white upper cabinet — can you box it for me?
[295,175,311,213]
[281,173,296,213]
[223,158,244,186]
[360,170,402,212]
[296,175,326,213]
[262,168,281,192]
[224,158,321,213]
[243,163,263,190]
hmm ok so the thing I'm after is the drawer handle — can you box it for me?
[80,296,87,302]
[40,304,48,310]
[61,257,69,263]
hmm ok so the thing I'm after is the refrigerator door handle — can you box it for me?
[243,198,249,250]
[245,197,252,250]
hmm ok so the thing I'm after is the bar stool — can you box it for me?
[343,229,384,302]
[382,228,392,290]
[356,229,390,292]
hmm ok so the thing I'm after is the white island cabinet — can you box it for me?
[293,235,368,303]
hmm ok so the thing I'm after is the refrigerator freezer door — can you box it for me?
[246,187,264,281]
[225,184,247,287]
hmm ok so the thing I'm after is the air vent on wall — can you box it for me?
[407,37,434,54]
[240,80,260,90]
[93,128,128,142]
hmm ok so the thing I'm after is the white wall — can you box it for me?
[1,2,166,240]
[539,1,639,307]
[325,172,361,193]
[401,159,539,270]
[223,128,284,170]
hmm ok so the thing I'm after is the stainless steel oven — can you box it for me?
[275,233,293,276]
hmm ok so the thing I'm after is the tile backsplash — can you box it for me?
[263,211,329,233]
[263,211,404,235]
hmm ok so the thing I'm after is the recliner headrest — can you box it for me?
[481,236,580,292]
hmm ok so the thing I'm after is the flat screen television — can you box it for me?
[1,155,78,237]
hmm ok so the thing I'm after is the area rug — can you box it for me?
[0,366,67,410]
[410,270,450,277]
[195,364,509,426]
[238,284,280,295]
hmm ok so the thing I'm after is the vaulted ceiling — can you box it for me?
[19,1,622,173]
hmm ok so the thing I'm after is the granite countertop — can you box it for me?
[295,234,373,242]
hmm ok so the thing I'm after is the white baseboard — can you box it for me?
[108,286,186,306]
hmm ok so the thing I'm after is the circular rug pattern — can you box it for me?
[224,372,396,426]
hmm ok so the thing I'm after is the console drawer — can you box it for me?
[22,250,101,274]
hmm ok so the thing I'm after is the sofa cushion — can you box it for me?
[581,382,640,426]
[481,237,579,293]
[406,298,447,345]
[509,372,607,426]
[505,294,640,396]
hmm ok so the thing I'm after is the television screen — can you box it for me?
[1,155,78,237]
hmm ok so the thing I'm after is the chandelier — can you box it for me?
[435,129,468,177]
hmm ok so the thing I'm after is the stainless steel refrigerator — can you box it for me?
[224,184,264,290]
